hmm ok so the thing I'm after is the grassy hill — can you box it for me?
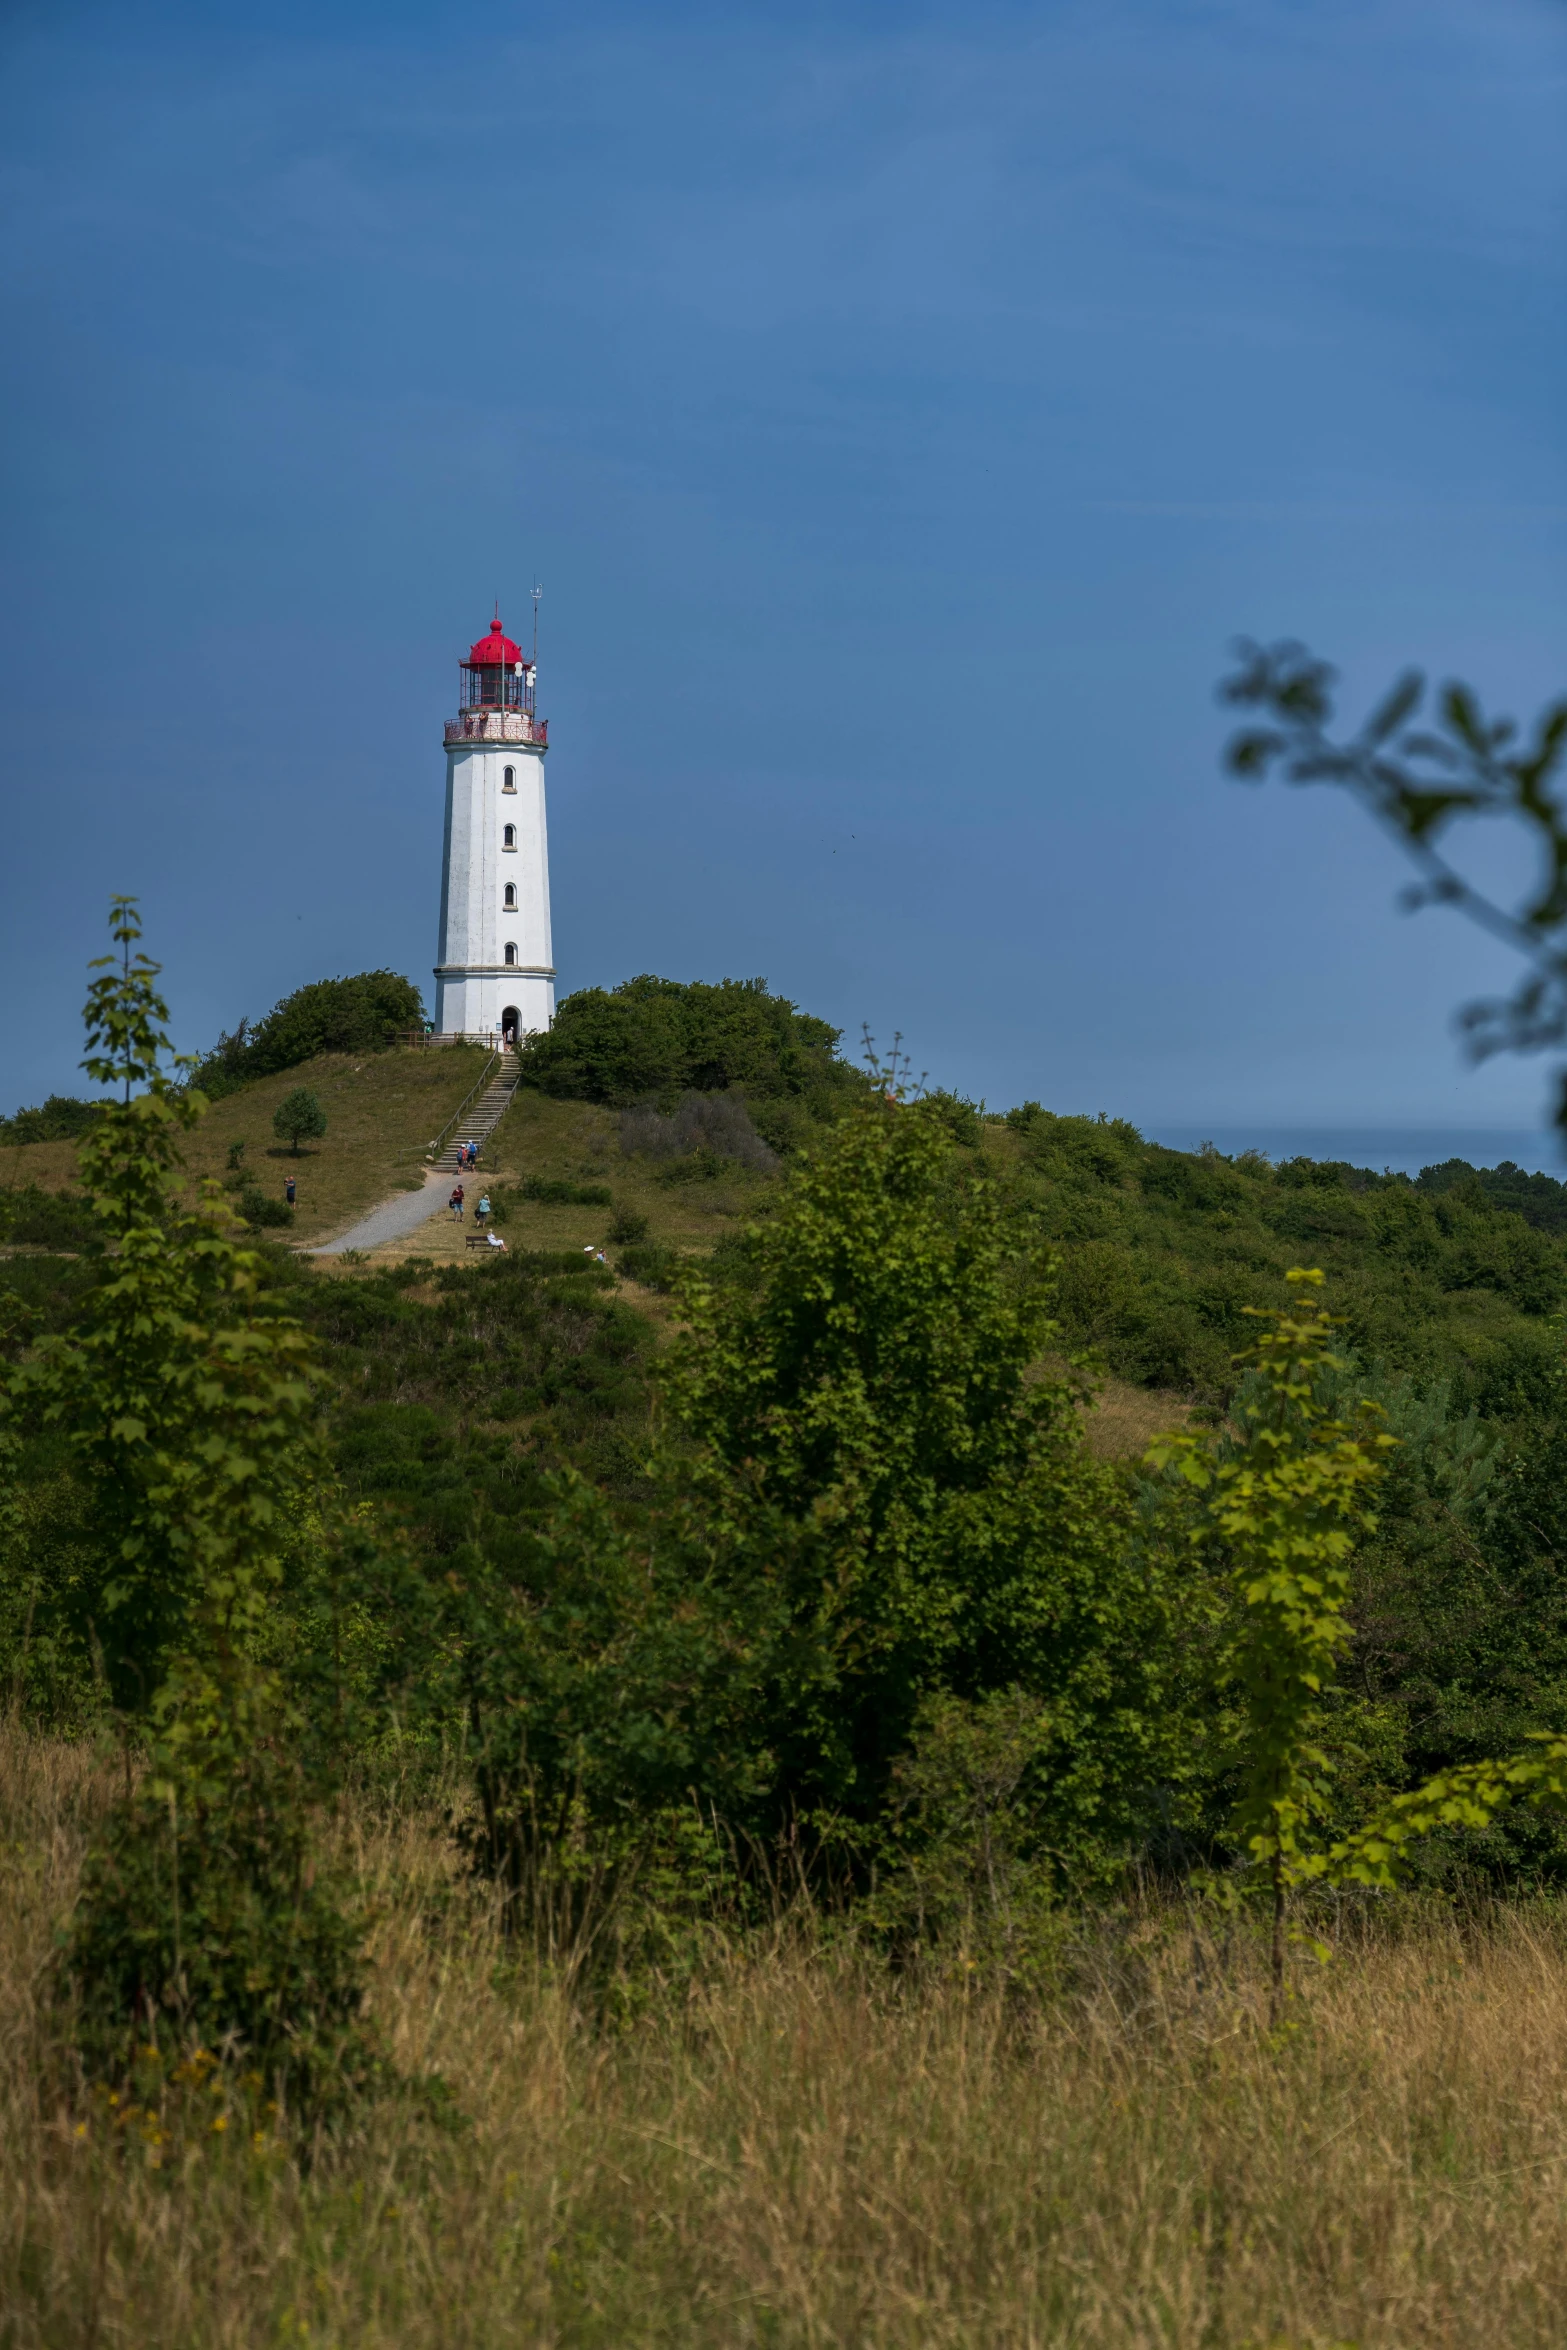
[179,1045,491,1242]
[9,1051,1565,1429]
[1,1046,490,1246]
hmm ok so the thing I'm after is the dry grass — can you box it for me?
[7,1724,1567,2347]
[0,1135,80,1197]
[176,1049,494,1244]
[0,1051,492,1246]
[369,1091,779,1270]
[1081,1377,1194,1460]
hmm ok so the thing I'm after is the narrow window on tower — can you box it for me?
[503,824,516,849]
[504,943,518,967]
[503,883,517,910]
[502,765,517,792]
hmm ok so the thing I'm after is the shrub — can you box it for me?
[0,1184,99,1251]
[190,970,425,1096]
[68,1713,371,2109]
[619,1091,778,1173]
[7,903,322,1709]
[0,1094,103,1145]
[869,1689,1074,1984]
[520,1175,612,1207]
[273,1088,327,1156]
[657,1100,1184,1849]
[607,1206,650,1245]
[239,1187,293,1228]
[518,975,862,1118]
[916,1089,984,1148]
[617,1240,682,1291]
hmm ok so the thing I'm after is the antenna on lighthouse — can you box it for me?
[531,581,542,669]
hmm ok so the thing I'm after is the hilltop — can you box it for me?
[7,1012,1567,1414]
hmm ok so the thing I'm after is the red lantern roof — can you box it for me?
[463,610,528,669]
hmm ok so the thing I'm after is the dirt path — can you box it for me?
[309,1169,456,1256]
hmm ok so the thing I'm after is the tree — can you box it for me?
[273,1087,326,1156]
[0,902,367,2104]
[1149,1272,1393,2024]
[1217,648,1567,1925]
[452,1089,1196,1909]
[7,902,319,1706]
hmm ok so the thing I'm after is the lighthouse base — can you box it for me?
[433,965,555,1047]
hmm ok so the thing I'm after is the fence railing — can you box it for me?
[442,712,548,747]
[399,1029,521,1050]
[424,1048,515,1162]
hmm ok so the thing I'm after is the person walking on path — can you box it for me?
[476,1193,491,1226]
[285,1175,296,1208]
[450,1183,464,1221]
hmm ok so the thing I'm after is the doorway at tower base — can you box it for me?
[432,967,554,1045]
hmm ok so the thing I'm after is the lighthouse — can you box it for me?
[432,609,555,1044]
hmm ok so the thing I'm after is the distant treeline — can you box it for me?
[0,1096,105,1147]
[1414,1154,1567,1235]
[1000,1105,1567,1400]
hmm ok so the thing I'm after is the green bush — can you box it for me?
[916,1089,985,1148]
[999,1108,1567,1404]
[0,1094,103,1146]
[1416,1156,1567,1235]
[518,975,864,1120]
[239,1187,294,1228]
[0,1184,99,1251]
[191,970,425,1096]
[616,1240,683,1291]
[607,1206,650,1245]
[869,1689,1075,1983]
[520,1175,612,1206]
[68,1731,372,2110]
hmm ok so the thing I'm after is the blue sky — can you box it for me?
[1,0,1564,1131]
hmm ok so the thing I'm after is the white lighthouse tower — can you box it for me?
[432,608,555,1043]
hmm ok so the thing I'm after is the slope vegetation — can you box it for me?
[996,1106,1567,1402]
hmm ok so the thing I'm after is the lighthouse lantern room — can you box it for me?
[433,608,555,1045]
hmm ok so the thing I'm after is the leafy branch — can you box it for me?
[1222,641,1567,1116]
[1311,1736,1567,1892]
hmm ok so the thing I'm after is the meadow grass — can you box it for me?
[6,1721,1567,2348]
[0,1048,491,1246]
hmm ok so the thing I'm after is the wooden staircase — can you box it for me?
[430,1050,521,1172]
